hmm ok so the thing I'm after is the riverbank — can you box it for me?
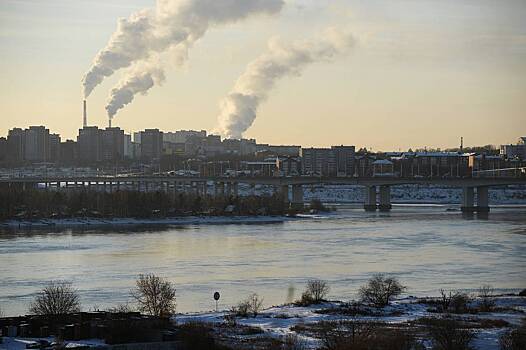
[2,293,525,349]
[0,215,299,229]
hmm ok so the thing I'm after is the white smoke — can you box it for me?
[82,0,285,100]
[216,27,356,139]
[106,58,166,120]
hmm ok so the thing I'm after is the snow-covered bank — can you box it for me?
[176,295,526,349]
[301,184,526,205]
[0,215,292,229]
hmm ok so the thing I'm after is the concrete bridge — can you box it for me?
[1,175,525,213]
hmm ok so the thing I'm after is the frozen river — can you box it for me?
[1,205,525,316]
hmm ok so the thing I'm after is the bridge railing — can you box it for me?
[472,167,526,178]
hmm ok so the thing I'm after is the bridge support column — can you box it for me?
[476,186,490,213]
[378,185,392,211]
[281,185,290,202]
[461,187,475,213]
[364,186,377,211]
[216,182,225,196]
[226,182,232,196]
[233,182,239,196]
[291,184,304,209]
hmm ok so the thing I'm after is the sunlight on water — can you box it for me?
[1,206,525,316]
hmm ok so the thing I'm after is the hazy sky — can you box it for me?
[1,0,525,150]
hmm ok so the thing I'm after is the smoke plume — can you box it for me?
[216,27,356,139]
[106,59,166,120]
[82,0,285,101]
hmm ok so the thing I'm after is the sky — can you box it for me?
[1,0,525,150]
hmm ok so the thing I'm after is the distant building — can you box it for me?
[48,133,61,163]
[277,156,301,176]
[101,127,125,162]
[500,137,526,160]
[124,134,133,159]
[140,129,163,161]
[257,144,301,157]
[60,140,78,164]
[0,137,7,162]
[301,146,355,176]
[332,146,356,177]
[7,128,26,162]
[78,126,102,163]
[24,126,50,162]
[164,130,207,144]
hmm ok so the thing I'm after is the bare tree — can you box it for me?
[29,281,81,316]
[358,274,406,308]
[232,293,264,318]
[247,293,264,317]
[132,274,176,317]
[305,280,330,303]
[478,285,495,312]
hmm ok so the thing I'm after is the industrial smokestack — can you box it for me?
[83,100,87,127]
[109,117,112,128]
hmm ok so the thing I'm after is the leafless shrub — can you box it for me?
[107,302,135,313]
[478,285,496,312]
[450,292,472,314]
[132,274,176,317]
[500,320,526,350]
[424,318,474,350]
[358,274,406,308]
[247,293,264,317]
[306,280,330,303]
[319,320,420,350]
[281,334,308,350]
[29,281,81,316]
[232,293,264,318]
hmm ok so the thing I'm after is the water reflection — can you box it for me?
[0,206,525,317]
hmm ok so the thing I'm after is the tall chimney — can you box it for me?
[109,117,112,128]
[83,100,87,128]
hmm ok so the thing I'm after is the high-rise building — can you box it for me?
[140,129,164,161]
[24,126,50,162]
[78,126,102,163]
[124,134,133,159]
[164,130,207,144]
[60,140,78,164]
[301,145,355,177]
[301,148,336,176]
[48,133,61,163]
[101,127,125,162]
[0,137,7,163]
[7,128,26,162]
[332,145,355,177]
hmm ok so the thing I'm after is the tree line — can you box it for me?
[0,187,289,220]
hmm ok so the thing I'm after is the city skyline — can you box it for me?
[1,0,526,150]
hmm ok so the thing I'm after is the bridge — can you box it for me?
[1,175,525,213]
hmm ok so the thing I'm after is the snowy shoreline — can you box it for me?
[0,215,293,229]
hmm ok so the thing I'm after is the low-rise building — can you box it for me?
[501,137,526,160]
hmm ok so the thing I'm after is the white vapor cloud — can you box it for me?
[216,27,356,139]
[82,0,285,119]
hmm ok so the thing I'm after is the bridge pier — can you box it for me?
[233,182,239,196]
[378,185,392,211]
[461,187,476,212]
[291,184,304,209]
[216,182,225,196]
[364,186,377,211]
[476,186,490,213]
[281,185,290,202]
